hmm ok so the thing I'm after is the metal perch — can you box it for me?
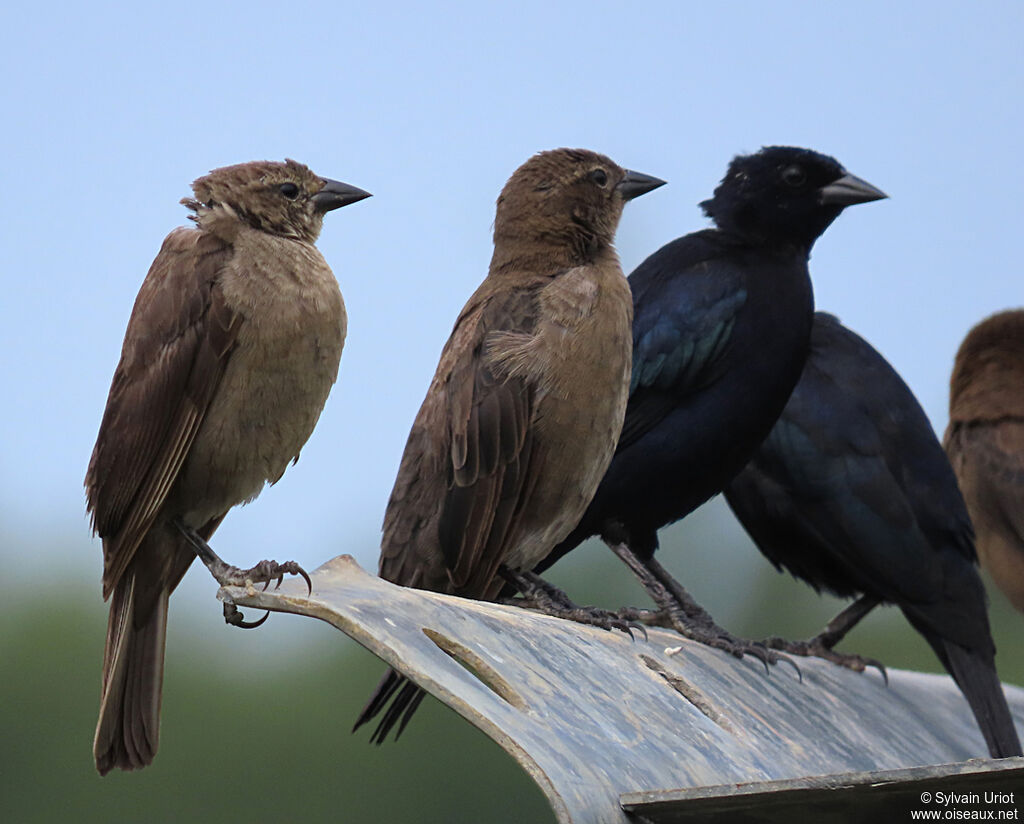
[219,555,1024,824]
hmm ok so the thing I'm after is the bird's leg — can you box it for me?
[817,595,881,647]
[498,567,646,639]
[640,553,719,624]
[175,520,312,629]
[605,541,796,676]
[505,570,578,609]
[762,595,887,682]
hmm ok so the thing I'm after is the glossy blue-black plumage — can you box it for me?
[724,312,1021,758]
[539,146,876,566]
[575,231,812,558]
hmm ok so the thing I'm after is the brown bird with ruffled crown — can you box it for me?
[86,159,369,774]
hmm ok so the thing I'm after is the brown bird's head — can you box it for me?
[183,159,370,243]
[950,309,1024,423]
[492,148,664,266]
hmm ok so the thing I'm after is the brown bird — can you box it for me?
[946,309,1024,613]
[353,148,664,742]
[86,159,370,775]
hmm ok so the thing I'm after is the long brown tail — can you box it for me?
[93,570,169,775]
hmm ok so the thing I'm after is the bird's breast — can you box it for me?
[503,263,634,570]
[176,233,346,525]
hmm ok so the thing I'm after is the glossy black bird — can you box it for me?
[723,312,1021,758]
[536,147,886,660]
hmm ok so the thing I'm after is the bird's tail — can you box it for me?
[93,571,168,775]
[940,639,1022,758]
[353,668,426,744]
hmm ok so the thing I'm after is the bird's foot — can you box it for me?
[222,603,269,629]
[763,635,887,684]
[511,598,648,640]
[622,604,799,678]
[175,520,312,628]
[499,568,646,639]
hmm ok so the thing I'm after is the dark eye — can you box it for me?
[590,168,609,187]
[279,182,300,199]
[781,165,806,187]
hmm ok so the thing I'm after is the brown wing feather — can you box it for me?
[951,421,1024,538]
[441,365,533,588]
[380,284,542,597]
[85,228,238,598]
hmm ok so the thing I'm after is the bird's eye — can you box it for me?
[279,182,300,199]
[590,168,609,187]
[781,166,806,187]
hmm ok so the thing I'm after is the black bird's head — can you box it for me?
[700,146,886,249]
[184,159,371,243]
[493,148,664,263]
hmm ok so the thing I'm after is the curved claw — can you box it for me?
[616,620,649,642]
[867,658,889,686]
[223,604,271,629]
[743,644,772,676]
[298,566,312,594]
[774,651,803,683]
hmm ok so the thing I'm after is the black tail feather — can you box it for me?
[353,668,426,744]
[939,638,1022,758]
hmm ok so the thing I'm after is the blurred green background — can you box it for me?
[4,501,1021,824]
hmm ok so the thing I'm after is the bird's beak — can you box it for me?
[819,173,887,206]
[617,170,667,202]
[312,179,372,213]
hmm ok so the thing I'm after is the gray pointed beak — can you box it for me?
[312,178,372,213]
[617,169,667,202]
[819,173,887,206]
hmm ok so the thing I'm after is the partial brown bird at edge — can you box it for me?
[86,158,370,775]
[946,308,1024,615]
[353,148,664,743]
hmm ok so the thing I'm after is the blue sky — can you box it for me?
[2,1,1021,608]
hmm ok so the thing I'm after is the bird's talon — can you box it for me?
[223,604,270,629]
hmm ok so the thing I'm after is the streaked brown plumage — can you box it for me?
[86,159,369,774]
[946,309,1024,613]
[354,148,664,742]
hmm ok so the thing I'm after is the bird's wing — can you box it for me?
[86,228,240,597]
[619,252,746,449]
[381,285,541,598]
[738,339,980,630]
[948,420,1024,543]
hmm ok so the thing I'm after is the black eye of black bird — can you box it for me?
[279,182,300,199]
[781,165,806,187]
[590,169,608,187]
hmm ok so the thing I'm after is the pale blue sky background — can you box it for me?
[1,2,1021,623]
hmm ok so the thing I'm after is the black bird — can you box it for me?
[724,312,1021,758]
[536,147,886,660]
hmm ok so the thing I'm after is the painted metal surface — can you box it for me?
[219,555,1024,823]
